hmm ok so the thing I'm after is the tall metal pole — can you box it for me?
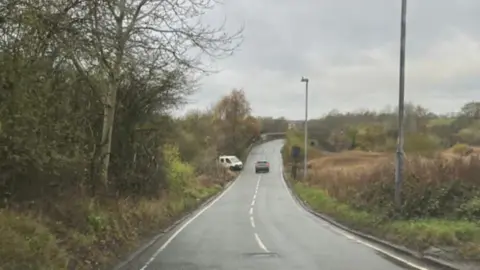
[395,0,407,209]
[301,77,309,180]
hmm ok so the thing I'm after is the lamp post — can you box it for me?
[300,76,309,180]
[395,0,408,208]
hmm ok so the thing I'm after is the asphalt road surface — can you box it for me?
[130,140,434,270]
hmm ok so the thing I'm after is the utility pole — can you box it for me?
[395,0,408,209]
[301,76,309,180]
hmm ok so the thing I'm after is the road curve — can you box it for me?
[127,140,434,270]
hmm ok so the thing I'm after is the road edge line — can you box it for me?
[113,176,238,270]
[113,141,267,270]
[280,164,464,270]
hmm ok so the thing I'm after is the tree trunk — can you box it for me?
[97,2,125,194]
[99,85,118,194]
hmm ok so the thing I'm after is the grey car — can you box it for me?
[255,160,270,173]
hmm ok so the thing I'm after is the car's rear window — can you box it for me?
[257,161,268,164]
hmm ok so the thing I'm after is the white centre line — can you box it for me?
[254,233,269,252]
[249,171,270,252]
[250,216,256,228]
[251,175,261,206]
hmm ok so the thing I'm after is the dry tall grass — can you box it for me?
[307,150,480,219]
[0,167,234,270]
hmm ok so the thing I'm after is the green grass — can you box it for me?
[0,143,229,270]
[293,182,480,260]
[0,210,69,270]
[427,117,455,128]
[0,184,221,270]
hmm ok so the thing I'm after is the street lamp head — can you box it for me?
[301,76,309,83]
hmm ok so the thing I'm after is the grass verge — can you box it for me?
[0,182,225,270]
[292,181,480,261]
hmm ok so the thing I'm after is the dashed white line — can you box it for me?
[254,233,269,252]
[249,173,269,252]
[251,175,260,207]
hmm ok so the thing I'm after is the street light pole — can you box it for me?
[301,76,309,180]
[395,0,407,209]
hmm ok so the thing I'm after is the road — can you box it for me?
[127,140,434,270]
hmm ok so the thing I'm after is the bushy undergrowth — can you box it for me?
[283,129,480,260]
[284,129,480,220]
[0,146,234,270]
[281,129,323,164]
[293,183,480,259]
[308,154,480,221]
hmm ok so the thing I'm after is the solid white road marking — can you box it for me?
[250,216,256,228]
[279,156,430,270]
[353,238,429,270]
[254,233,269,252]
[279,166,304,212]
[138,177,240,270]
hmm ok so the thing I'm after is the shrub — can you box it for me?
[162,144,195,195]
[451,143,472,156]
[404,133,442,157]
[283,130,322,164]
[307,154,480,220]
[457,197,480,220]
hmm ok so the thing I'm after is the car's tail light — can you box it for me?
[266,162,270,167]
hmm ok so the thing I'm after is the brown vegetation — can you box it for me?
[308,151,388,171]
[283,103,480,262]
[295,150,480,261]
[0,86,258,269]
[307,150,480,220]
[0,0,261,268]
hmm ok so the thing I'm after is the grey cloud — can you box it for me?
[179,0,480,119]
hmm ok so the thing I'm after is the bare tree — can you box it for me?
[213,89,253,156]
[53,0,243,191]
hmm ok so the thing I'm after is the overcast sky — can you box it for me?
[178,0,480,120]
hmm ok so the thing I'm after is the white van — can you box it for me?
[218,155,243,171]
